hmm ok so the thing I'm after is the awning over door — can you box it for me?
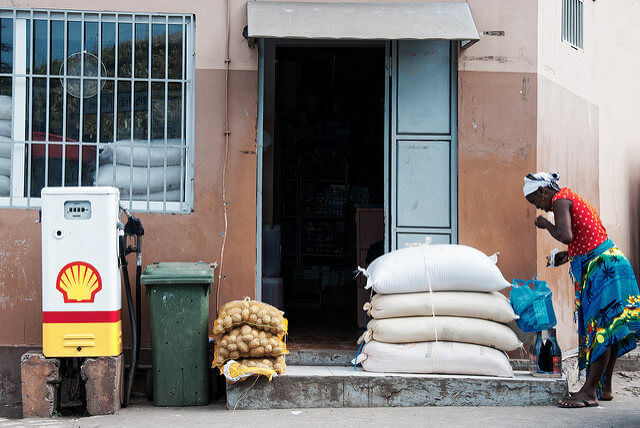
[246,1,479,43]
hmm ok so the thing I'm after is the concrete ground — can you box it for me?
[1,371,639,427]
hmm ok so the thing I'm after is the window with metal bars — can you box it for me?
[0,9,195,212]
[562,0,583,50]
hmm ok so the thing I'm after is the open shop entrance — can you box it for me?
[261,42,386,350]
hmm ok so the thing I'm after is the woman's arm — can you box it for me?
[534,199,573,244]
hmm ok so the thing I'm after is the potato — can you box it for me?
[241,334,253,343]
[263,315,271,324]
[238,341,249,354]
[232,313,242,323]
[229,351,240,360]
[258,331,267,339]
[250,306,259,314]
[223,316,232,329]
[228,335,237,343]
[249,339,260,349]
[220,339,228,347]
[265,344,273,354]
[240,325,252,335]
[242,308,250,318]
[249,314,258,323]
[227,343,238,352]
[217,347,229,358]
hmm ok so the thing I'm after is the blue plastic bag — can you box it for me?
[510,278,557,333]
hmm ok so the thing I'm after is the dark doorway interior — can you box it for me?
[272,46,385,335]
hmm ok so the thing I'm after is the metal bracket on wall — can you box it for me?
[459,39,479,50]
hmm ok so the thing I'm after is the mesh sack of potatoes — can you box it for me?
[221,356,287,383]
[213,325,288,367]
[213,299,287,337]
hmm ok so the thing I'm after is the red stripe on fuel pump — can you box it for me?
[42,310,121,323]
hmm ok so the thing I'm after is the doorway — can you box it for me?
[258,39,458,350]
[261,42,386,344]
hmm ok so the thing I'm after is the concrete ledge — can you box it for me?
[227,366,568,409]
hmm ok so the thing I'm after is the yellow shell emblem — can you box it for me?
[56,261,102,303]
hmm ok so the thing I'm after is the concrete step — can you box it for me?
[226,366,568,409]
[286,347,357,366]
[616,348,640,372]
[288,347,532,370]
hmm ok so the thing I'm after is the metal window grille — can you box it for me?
[0,9,195,213]
[562,0,583,50]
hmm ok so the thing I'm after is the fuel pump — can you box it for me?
[41,187,143,408]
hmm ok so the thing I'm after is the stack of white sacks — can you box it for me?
[95,139,183,201]
[0,95,12,196]
[355,244,520,378]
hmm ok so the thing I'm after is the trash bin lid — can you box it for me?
[141,262,215,285]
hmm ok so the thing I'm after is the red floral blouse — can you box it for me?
[551,188,608,257]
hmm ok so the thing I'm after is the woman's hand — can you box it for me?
[546,251,569,267]
[535,216,551,229]
[554,251,569,266]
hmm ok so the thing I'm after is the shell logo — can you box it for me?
[56,261,102,303]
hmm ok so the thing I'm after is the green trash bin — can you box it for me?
[141,262,215,407]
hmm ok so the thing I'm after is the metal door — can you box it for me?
[387,40,458,250]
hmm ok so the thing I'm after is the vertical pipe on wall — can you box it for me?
[217,0,232,311]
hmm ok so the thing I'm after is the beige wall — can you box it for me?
[593,0,640,272]
[1,0,600,353]
[458,0,539,288]
[537,0,640,350]
[0,0,260,347]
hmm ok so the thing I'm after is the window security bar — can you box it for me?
[562,0,583,50]
[0,9,195,213]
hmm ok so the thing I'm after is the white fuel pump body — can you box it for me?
[41,186,122,357]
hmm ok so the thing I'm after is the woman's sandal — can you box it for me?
[558,397,599,408]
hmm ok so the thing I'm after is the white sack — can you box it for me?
[361,316,522,352]
[0,143,11,158]
[148,189,181,201]
[0,175,9,196]
[117,189,182,202]
[0,157,10,176]
[357,340,514,378]
[95,164,181,195]
[100,139,182,167]
[361,244,510,294]
[0,95,11,120]
[0,119,11,138]
[365,291,518,324]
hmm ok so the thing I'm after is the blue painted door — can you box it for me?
[387,40,458,250]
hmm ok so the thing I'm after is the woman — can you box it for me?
[523,172,640,408]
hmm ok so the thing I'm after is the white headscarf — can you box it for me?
[523,172,561,197]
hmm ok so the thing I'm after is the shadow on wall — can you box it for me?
[628,170,640,278]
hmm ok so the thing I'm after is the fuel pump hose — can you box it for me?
[119,234,137,408]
